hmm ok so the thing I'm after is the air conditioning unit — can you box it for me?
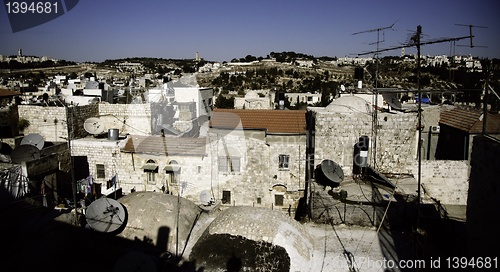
[431,125,440,134]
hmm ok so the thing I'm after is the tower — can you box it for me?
[18,48,22,57]
[195,52,200,61]
[401,47,405,57]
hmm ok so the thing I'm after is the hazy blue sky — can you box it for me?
[1,0,499,62]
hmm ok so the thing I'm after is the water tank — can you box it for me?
[108,129,119,141]
[353,135,369,174]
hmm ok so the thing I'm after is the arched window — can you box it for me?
[142,159,158,184]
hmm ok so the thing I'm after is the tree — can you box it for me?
[214,95,235,109]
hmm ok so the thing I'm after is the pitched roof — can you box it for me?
[210,109,307,134]
[439,108,500,134]
[122,136,207,156]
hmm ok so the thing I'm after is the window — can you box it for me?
[256,197,261,204]
[147,172,156,184]
[142,159,158,185]
[278,155,290,170]
[222,190,231,204]
[275,195,284,206]
[96,164,105,178]
[218,156,240,173]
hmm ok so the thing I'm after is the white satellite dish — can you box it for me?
[86,197,126,233]
[84,117,106,135]
[11,145,41,163]
[341,85,346,92]
[199,190,212,205]
[21,133,45,150]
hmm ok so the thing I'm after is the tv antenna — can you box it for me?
[454,24,487,48]
[353,20,397,167]
[357,24,483,262]
[352,19,398,47]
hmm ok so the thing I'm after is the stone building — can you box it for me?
[70,135,209,201]
[209,109,307,211]
[309,95,417,175]
[70,108,308,212]
[17,104,98,142]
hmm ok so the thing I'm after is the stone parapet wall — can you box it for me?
[408,160,469,205]
[98,103,152,135]
[314,111,417,175]
[18,104,98,142]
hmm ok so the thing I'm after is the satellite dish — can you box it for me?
[199,190,212,205]
[10,145,41,163]
[341,85,346,92]
[21,133,45,150]
[86,197,126,233]
[314,159,344,187]
[84,117,106,135]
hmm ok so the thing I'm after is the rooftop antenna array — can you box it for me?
[352,19,398,168]
[455,24,487,48]
[357,23,483,262]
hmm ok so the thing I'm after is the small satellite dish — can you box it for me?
[321,160,344,184]
[314,159,344,187]
[341,85,346,92]
[84,117,106,135]
[10,145,41,163]
[86,197,126,233]
[199,190,212,205]
[21,133,45,150]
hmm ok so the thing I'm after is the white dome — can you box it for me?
[326,95,371,114]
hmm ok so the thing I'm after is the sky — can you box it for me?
[1,0,499,63]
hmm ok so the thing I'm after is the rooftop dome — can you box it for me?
[245,90,260,99]
[117,192,202,254]
[190,206,314,272]
[326,95,371,114]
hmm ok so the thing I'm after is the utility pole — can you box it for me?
[357,24,482,265]
[414,25,423,262]
[65,104,78,225]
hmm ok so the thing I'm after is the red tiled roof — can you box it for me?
[0,89,20,97]
[439,108,500,134]
[210,109,307,134]
[122,136,207,156]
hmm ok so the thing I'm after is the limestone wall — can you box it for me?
[98,103,152,136]
[314,111,417,175]
[209,129,307,211]
[408,160,469,205]
[18,104,98,142]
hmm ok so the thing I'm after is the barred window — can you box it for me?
[278,155,290,170]
[218,156,240,173]
[96,164,105,179]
